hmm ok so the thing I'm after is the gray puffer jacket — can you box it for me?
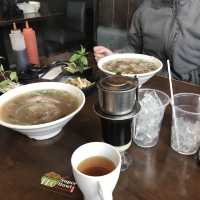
[122,0,200,84]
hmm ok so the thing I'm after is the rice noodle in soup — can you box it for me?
[0,89,79,125]
[102,58,158,74]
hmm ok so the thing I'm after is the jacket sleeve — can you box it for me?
[117,9,143,53]
[181,69,200,85]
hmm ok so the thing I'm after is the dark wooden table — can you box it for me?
[0,76,200,200]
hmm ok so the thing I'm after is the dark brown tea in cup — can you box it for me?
[77,156,115,176]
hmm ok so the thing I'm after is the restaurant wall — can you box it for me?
[98,0,143,29]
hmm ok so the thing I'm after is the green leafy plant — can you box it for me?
[0,64,19,93]
[64,46,89,74]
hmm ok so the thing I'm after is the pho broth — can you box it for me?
[102,58,158,74]
[0,89,79,125]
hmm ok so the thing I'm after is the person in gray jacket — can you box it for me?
[94,0,200,84]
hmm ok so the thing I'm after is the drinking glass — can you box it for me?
[101,118,133,171]
[95,104,140,171]
[133,88,169,148]
[171,93,200,155]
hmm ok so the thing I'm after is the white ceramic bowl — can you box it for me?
[17,2,40,14]
[29,1,41,13]
[97,53,163,86]
[17,3,35,14]
[0,82,85,140]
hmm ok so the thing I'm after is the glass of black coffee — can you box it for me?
[101,118,133,171]
[94,103,140,171]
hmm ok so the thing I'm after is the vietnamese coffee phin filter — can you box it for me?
[95,75,140,150]
[97,75,138,115]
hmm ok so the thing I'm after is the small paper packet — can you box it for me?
[41,172,77,196]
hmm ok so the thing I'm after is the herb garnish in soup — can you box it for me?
[102,58,158,74]
[0,89,79,125]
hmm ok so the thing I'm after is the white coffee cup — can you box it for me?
[71,142,121,200]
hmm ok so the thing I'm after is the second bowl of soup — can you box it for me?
[97,53,163,86]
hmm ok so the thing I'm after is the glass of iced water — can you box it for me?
[133,88,170,148]
[171,93,200,155]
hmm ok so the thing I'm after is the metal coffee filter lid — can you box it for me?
[98,75,138,91]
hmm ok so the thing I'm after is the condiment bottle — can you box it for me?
[23,21,39,65]
[9,22,29,72]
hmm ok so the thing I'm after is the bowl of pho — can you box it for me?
[0,82,85,140]
[98,53,163,86]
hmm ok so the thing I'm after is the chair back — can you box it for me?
[65,0,86,33]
